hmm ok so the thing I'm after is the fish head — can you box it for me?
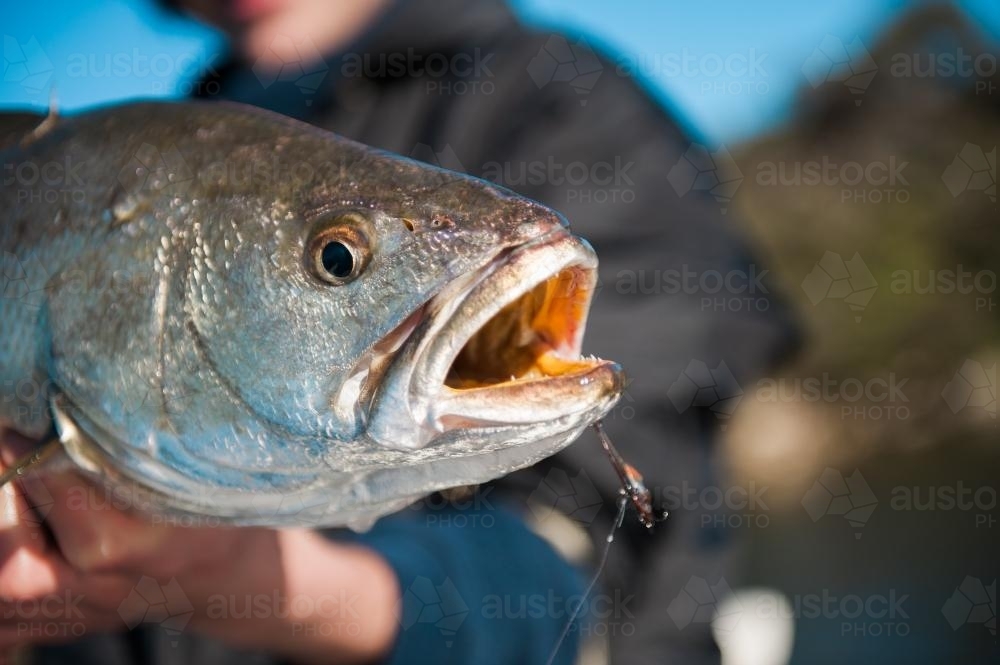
[363,186,626,452]
[38,103,623,526]
[184,142,622,449]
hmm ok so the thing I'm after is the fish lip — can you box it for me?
[370,229,624,449]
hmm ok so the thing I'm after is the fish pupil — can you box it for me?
[322,241,354,278]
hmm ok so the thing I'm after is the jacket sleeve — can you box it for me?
[338,500,587,665]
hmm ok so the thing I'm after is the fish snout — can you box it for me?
[367,230,623,451]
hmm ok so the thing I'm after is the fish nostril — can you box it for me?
[430,214,455,229]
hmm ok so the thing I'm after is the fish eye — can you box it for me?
[306,214,371,285]
[321,241,354,278]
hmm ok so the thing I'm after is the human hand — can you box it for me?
[0,426,400,664]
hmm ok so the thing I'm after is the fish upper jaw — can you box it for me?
[365,229,624,450]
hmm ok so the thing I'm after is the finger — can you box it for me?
[21,470,243,578]
[0,591,125,648]
[0,549,137,646]
[20,470,171,575]
[0,431,138,647]
[0,430,56,596]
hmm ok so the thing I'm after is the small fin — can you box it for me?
[20,86,60,146]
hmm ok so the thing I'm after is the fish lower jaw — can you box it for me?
[431,357,623,428]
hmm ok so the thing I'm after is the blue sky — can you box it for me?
[2,0,998,143]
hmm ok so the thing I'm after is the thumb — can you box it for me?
[0,428,61,599]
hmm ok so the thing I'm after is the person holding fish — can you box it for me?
[0,0,797,663]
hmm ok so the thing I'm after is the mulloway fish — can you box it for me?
[0,101,623,529]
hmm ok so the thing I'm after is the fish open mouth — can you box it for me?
[418,232,622,430]
[366,230,623,448]
[444,267,601,388]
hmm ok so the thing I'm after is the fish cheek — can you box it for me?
[185,252,367,438]
[42,244,180,446]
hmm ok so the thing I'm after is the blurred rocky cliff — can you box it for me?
[726,5,998,498]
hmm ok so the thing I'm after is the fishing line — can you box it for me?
[0,438,61,488]
[544,495,628,665]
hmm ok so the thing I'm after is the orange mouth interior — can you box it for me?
[444,268,597,389]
